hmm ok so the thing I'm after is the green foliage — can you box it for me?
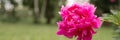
[102,12,120,26]
[102,11,120,40]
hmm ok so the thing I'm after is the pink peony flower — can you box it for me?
[57,3,102,40]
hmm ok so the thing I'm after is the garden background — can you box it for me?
[0,0,119,40]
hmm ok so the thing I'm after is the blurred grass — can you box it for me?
[0,23,114,40]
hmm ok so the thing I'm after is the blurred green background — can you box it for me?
[0,0,119,40]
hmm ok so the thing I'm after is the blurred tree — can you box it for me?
[33,0,40,23]
[23,0,43,23]
[0,0,5,15]
[8,0,19,22]
[23,0,59,24]
[0,0,19,22]
[44,0,53,24]
[44,0,58,24]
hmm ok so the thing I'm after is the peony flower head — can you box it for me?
[57,3,102,40]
